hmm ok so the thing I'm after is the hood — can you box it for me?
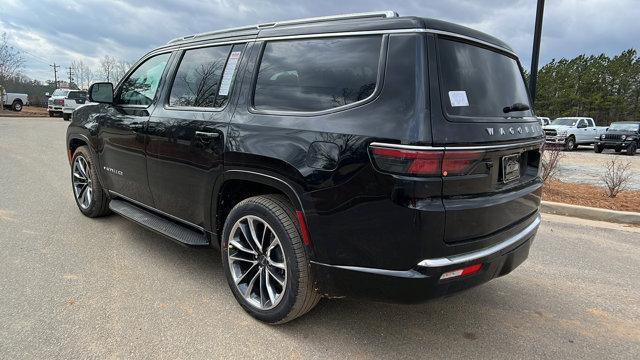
[543,125,572,131]
[607,129,638,135]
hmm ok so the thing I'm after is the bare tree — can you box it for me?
[0,33,24,81]
[601,158,632,197]
[113,59,132,84]
[0,33,24,109]
[71,60,88,90]
[84,67,94,90]
[541,144,565,182]
[99,55,117,82]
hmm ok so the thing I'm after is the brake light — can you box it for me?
[440,264,482,280]
[370,145,484,177]
[54,99,64,106]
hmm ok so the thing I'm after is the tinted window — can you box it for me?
[438,38,532,119]
[68,91,87,100]
[117,53,170,106]
[52,89,70,97]
[254,36,382,112]
[169,45,232,108]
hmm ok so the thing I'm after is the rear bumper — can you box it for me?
[312,213,540,303]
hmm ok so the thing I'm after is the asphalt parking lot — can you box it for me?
[1,117,639,359]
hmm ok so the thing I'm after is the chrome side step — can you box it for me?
[109,199,209,246]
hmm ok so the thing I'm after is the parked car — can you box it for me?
[538,117,550,126]
[66,11,544,323]
[594,121,639,155]
[1,91,28,111]
[543,117,607,150]
[47,89,88,120]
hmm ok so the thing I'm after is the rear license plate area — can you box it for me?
[502,154,521,183]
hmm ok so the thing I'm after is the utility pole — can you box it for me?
[50,63,60,89]
[67,66,75,88]
[529,0,546,105]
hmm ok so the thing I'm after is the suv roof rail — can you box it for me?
[167,10,399,44]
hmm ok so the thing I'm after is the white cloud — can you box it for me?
[1,0,638,81]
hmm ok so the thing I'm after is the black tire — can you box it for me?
[48,111,54,117]
[70,146,111,217]
[221,194,320,324]
[12,100,22,112]
[62,113,70,121]
[594,144,604,153]
[627,142,637,156]
[564,137,576,151]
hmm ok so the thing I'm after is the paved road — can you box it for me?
[1,117,639,359]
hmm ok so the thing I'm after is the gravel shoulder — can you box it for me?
[555,146,640,190]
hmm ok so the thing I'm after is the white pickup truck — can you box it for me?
[47,89,89,120]
[1,91,28,111]
[543,117,608,151]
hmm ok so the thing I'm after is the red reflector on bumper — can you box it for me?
[440,264,482,280]
[296,210,311,246]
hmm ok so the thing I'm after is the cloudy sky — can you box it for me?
[1,0,638,82]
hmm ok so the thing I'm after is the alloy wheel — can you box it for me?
[72,155,93,209]
[227,215,287,310]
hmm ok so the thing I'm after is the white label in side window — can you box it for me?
[218,51,241,96]
[448,91,469,107]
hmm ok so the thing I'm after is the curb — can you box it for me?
[541,201,640,225]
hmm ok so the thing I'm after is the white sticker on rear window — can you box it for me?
[448,91,469,107]
[218,51,241,96]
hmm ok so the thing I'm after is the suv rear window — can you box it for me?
[438,38,532,119]
[68,91,87,100]
[253,36,382,112]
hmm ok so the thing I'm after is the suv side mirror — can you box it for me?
[89,82,114,104]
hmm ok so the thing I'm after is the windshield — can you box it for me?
[438,38,532,120]
[551,118,578,126]
[609,123,639,131]
[52,89,70,97]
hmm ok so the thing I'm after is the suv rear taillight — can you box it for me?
[54,99,64,106]
[370,144,484,177]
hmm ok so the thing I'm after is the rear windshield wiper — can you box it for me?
[503,103,530,113]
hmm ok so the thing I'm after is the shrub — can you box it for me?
[601,158,632,198]
[541,144,564,182]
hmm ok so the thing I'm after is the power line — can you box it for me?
[14,45,51,65]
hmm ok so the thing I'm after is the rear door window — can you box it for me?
[253,36,382,112]
[438,38,532,120]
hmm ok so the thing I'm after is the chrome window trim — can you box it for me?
[108,190,205,232]
[370,138,544,151]
[418,213,541,268]
[249,35,388,117]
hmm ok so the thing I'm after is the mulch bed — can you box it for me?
[543,180,640,213]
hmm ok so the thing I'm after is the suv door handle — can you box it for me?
[195,131,219,139]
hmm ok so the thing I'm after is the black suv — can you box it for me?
[594,121,639,155]
[66,11,544,323]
